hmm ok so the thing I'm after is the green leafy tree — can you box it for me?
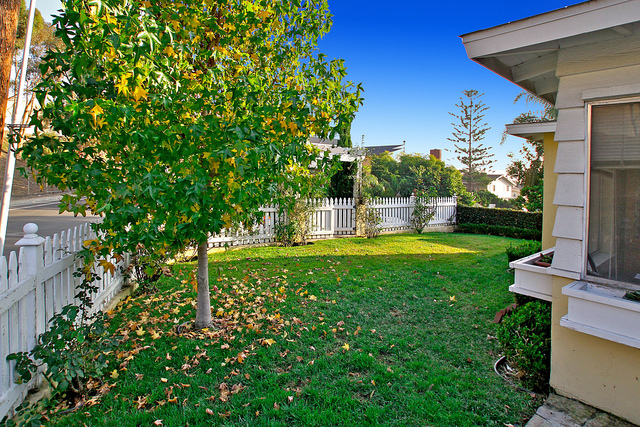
[505,92,555,212]
[12,0,62,92]
[326,120,354,198]
[21,0,362,329]
[367,152,466,198]
[448,89,494,190]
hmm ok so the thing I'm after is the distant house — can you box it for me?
[462,0,640,424]
[486,174,519,199]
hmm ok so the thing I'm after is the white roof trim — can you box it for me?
[462,0,639,59]
[506,121,557,140]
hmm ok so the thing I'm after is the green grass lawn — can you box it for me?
[49,233,542,426]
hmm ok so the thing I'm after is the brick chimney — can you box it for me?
[430,149,442,160]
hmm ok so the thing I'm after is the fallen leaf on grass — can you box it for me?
[135,395,148,410]
[206,408,214,415]
[342,343,350,351]
[273,402,280,410]
[153,420,163,426]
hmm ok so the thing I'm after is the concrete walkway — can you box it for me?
[526,394,637,427]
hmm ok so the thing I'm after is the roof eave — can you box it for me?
[506,121,557,140]
[461,0,640,103]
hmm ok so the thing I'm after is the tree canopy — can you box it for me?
[365,152,466,198]
[21,0,362,327]
[505,92,555,211]
[12,0,62,92]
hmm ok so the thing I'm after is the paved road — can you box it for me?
[4,196,96,258]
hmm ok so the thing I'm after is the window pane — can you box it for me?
[588,102,640,285]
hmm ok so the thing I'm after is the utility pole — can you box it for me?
[0,0,37,254]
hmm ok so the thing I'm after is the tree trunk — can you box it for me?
[195,240,212,329]
[0,0,20,144]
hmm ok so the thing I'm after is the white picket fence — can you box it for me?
[0,195,456,419]
[0,223,130,421]
[208,196,457,248]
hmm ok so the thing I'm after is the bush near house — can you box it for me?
[456,206,542,240]
[505,241,542,263]
[497,300,551,393]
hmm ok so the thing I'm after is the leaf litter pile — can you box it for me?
[47,234,543,426]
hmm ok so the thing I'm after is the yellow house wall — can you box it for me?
[549,276,640,425]
[542,133,558,251]
[543,33,640,424]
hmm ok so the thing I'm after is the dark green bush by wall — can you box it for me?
[456,206,542,240]
[497,300,552,393]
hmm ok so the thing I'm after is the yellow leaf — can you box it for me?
[99,259,116,275]
[342,343,350,351]
[110,369,119,379]
[216,308,225,317]
[163,46,175,56]
[90,103,104,124]
[115,76,129,96]
[136,327,146,336]
[449,295,457,302]
[262,339,275,346]
[133,85,148,101]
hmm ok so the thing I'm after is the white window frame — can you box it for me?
[583,96,640,292]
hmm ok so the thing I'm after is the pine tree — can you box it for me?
[448,90,494,189]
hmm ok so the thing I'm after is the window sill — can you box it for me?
[560,281,640,349]
[509,248,555,302]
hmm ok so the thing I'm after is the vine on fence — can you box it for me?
[2,245,118,426]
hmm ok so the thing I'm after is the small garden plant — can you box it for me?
[410,190,437,234]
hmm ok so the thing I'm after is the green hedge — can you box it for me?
[505,241,542,263]
[457,206,542,233]
[456,223,542,241]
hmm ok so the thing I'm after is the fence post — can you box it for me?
[16,223,45,338]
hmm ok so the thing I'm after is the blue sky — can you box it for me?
[34,0,585,172]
